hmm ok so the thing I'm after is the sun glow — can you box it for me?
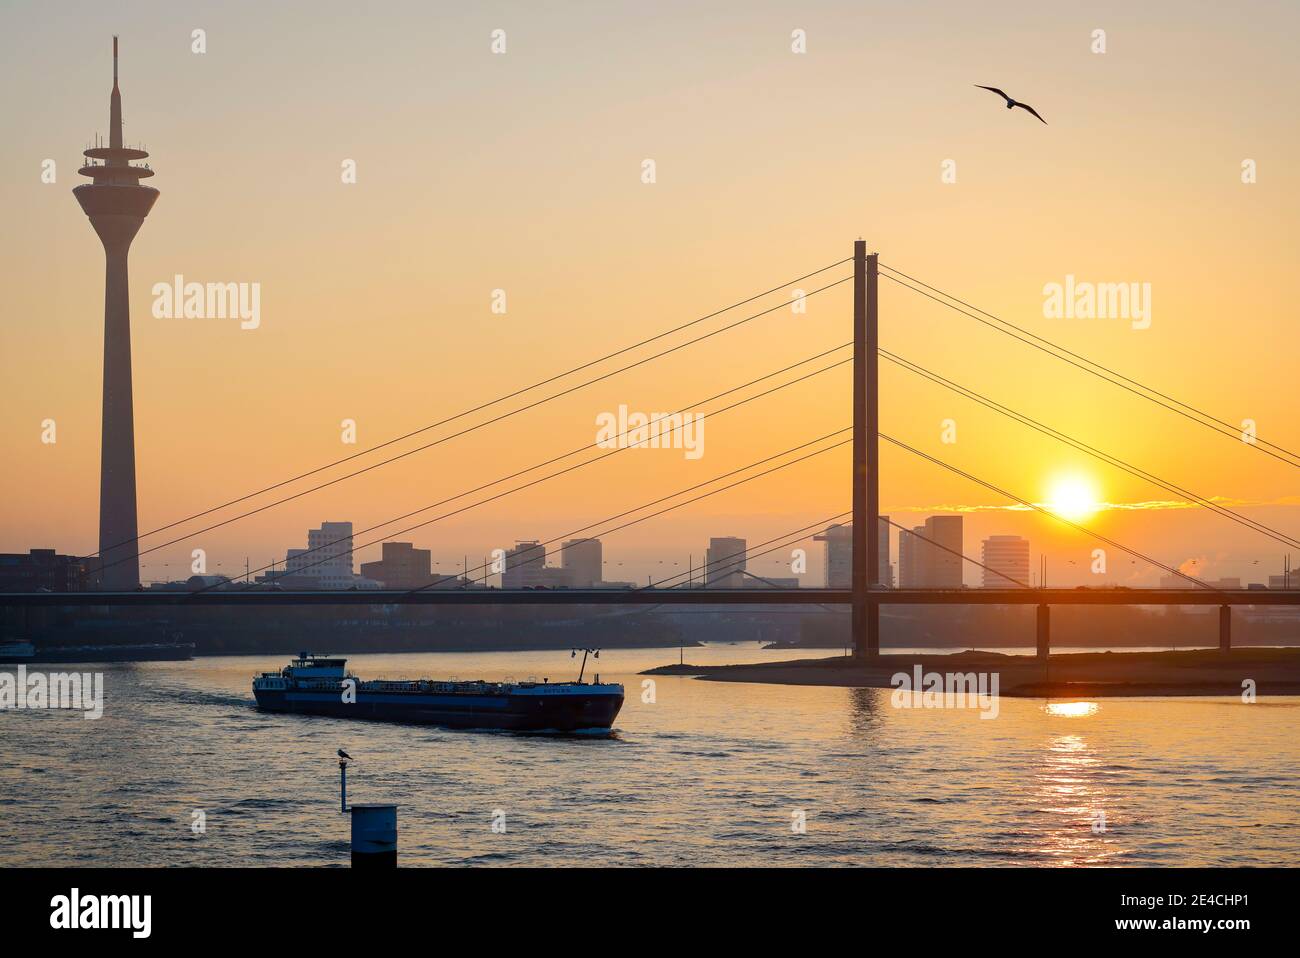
[1046,476,1101,521]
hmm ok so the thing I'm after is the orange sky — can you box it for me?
[2,1,1298,586]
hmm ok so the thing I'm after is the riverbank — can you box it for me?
[642,647,1300,696]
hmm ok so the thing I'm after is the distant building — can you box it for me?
[898,516,964,588]
[279,522,379,589]
[981,535,1030,588]
[815,518,891,588]
[705,537,747,588]
[360,541,433,589]
[0,549,91,593]
[898,526,923,588]
[816,524,851,588]
[1268,574,1300,590]
[501,541,572,589]
[925,516,963,588]
[503,541,548,589]
[560,538,602,588]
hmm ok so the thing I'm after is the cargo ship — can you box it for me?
[252,652,624,732]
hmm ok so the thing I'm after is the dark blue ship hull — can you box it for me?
[253,687,624,731]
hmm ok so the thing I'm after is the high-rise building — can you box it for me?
[503,541,548,589]
[816,524,851,589]
[981,535,1030,588]
[924,516,963,588]
[815,517,891,588]
[281,522,377,589]
[360,541,433,589]
[898,526,924,587]
[898,516,964,587]
[560,538,602,588]
[74,38,159,591]
[705,537,747,588]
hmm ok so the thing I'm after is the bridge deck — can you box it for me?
[2,588,1298,607]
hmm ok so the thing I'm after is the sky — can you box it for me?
[1,0,1298,587]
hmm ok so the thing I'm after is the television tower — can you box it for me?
[73,37,158,590]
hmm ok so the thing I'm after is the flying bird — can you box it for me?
[974,85,1047,124]
[337,749,353,761]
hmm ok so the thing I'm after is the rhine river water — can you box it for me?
[2,644,1297,867]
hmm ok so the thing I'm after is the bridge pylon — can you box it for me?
[853,240,880,659]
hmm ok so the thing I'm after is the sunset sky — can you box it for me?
[2,0,1298,587]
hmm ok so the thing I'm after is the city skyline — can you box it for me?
[3,3,1300,591]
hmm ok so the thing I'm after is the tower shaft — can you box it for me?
[97,223,142,589]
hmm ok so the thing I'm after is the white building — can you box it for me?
[981,535,1030,588]
[284,522,379,589]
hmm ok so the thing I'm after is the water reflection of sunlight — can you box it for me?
[1027,729,1123,866]
[1043,701,1099,718]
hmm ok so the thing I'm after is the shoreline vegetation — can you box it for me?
[642,647,1300,697]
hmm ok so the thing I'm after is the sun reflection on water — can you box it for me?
[1026,727,1124,866]
[1044,701,1100,718]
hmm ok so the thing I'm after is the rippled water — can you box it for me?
[2,644,1297,866]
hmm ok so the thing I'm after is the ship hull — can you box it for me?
[253,687,623,732]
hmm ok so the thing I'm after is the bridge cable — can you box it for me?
[881,348,1300,553]
[99,257,852,557]
[879,265,1300,471]
[389,436,854,594]
[878,433,1225,592]
[114,340,853,580]
[181,356,855,593]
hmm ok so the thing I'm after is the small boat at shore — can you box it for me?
[252,652,624,731]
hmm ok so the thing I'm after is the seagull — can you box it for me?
[337,749,353,761]
[974,85,1047,124]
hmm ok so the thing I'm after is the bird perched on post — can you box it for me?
[974,85,1047,124]
[337,749,353,762]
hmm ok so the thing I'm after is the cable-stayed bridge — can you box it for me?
[6,240,1300,659]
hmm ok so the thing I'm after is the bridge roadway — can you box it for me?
[2,587,1299,607]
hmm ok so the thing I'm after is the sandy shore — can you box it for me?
[641,647,1300,696]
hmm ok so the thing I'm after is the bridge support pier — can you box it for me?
[1219,604,1231,652]
[1036,604,1050,660]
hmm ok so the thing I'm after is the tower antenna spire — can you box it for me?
[113,35,119,86]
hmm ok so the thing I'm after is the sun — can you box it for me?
[1046,475,1101,521]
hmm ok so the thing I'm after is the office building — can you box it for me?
[560,538,602,588]
[705,537,747,588]
[981,535,1030,588]
[360,541,433,589]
